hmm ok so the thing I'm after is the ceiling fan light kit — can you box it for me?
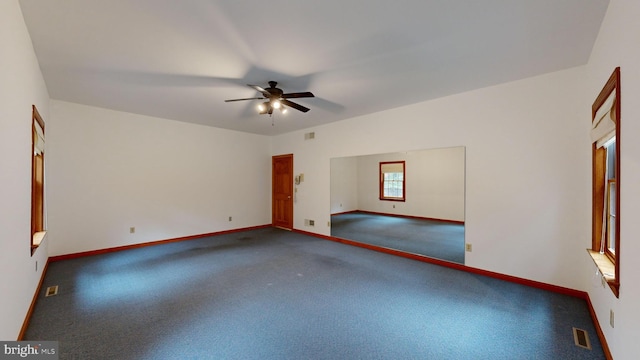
[225,81,314,117]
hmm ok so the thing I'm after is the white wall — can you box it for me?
[354,147,465,221]
[585,0,640,358]
[273,66,590,291]
[46,101,272,256]
[330,156,358,213]
[0,0,50,340]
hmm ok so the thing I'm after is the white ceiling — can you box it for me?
[19,0,609,136]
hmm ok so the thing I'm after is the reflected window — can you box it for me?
[31,105,46,254]
[379,161,405,201]
[590,67,620,297]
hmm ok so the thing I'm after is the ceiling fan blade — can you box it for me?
[281,99,310,113]
[224,97,263,102]
[247,84,270,97]
[282,92,315,99]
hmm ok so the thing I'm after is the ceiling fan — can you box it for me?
[224,81,315,115]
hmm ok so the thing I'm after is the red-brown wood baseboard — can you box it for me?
[296,229,581,296]
[584,295,613,360]
[18,258,49,340]
[49,224,271,262]
[294,228,611,358]
[330,210,465,225]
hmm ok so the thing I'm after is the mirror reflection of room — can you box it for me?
[330,146,465,264]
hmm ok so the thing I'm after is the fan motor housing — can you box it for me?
[266,87,283,98]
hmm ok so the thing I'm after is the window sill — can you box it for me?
[32,231,47,247]
[587,249,619,297]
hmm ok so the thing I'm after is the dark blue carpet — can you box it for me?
[331,212,465,263]
[25,228,604,359]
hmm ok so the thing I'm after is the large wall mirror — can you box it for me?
[330,146,466,264]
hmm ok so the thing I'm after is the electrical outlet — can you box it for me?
[130,227,135,234]
[229,216,232,221]
[465,243,472,252]
[309,220,315,226]
[610,309,615,328]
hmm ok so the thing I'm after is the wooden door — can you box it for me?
[272,154,294,229]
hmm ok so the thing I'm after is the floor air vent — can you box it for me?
[572,327,592,350]
[45,285,59,297]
